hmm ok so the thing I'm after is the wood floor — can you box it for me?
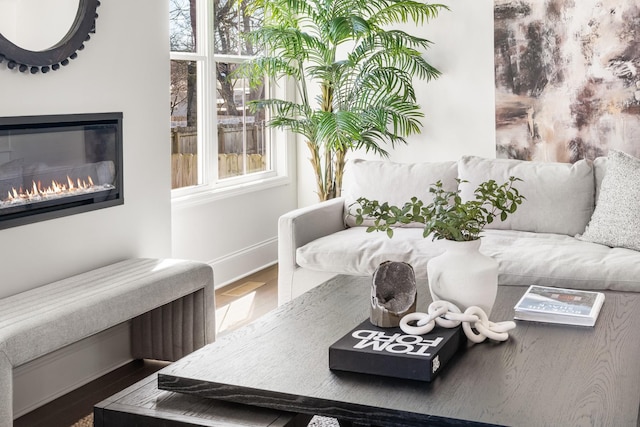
[14,264,279,427]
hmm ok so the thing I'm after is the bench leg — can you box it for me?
[131,288,213,361]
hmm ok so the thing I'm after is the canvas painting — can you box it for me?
[494,0,640,162]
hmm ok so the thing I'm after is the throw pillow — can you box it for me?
[579,150,640,251]
[457,156,595,236]
[342,159,458,228]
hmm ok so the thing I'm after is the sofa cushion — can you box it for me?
[342,158,458,227]
[296,229,640,292]
[579,150,640,251]
[483,230,640,292]
[297,227,444,277]
[457,156,594,236]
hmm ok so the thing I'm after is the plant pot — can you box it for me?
[427,239,498,317]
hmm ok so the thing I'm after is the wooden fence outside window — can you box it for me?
[171,126,266,189]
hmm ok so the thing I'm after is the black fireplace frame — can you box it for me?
[0,112,123,230]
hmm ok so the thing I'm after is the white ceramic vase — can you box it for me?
[427,239,498,317]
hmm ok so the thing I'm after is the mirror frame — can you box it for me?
[0,0,100,74]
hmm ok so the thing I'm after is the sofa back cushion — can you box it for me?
[342,159,458,227]
[457,156,595,236]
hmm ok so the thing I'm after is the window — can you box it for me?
[169,0,271,192]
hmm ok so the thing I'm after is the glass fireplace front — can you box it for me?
[0,113,123,229]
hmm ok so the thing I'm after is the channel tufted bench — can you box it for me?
[0,258,215,426]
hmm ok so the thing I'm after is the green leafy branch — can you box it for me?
[351,177,525,241]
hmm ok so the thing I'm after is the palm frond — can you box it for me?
[357,132,392,157]
[316,110,364,150]
[370,2,448,26]
[360,45,440,81]
[236,56,302,86]
[351,67,417,107]
[373,29,435,51]
[250,98,311,118]
[251,0,320,26]
[363,97,424,136]
[267,116,316,140]
[347,31,437,78]
[247,26,311,59]
[325,15,372,44]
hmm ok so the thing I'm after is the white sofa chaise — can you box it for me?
[278,152,640,304]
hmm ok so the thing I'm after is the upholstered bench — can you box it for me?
[0,258,215,426]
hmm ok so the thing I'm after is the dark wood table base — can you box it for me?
[94,373,313,427]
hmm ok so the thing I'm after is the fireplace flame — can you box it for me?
[5,176,97,202]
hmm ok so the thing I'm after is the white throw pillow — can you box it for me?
[579,150,640,251]
[342,159,458,228]
[457,156,595,236]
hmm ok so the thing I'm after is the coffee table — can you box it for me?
[158,275,640,426]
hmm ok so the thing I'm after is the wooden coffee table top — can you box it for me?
[159,275,640,426]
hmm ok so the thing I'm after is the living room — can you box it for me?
[2,0,638,424]
[0,0,488,414]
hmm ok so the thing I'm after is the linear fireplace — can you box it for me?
[0,112,123,229]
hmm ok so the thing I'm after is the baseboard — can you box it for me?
[208,237,278,289]
[13,322,133,418]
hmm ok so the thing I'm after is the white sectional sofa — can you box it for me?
[278,151,640,305]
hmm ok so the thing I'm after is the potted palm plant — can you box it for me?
[351,177,525,315]
[238,0,448,201]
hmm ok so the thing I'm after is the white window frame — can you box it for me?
[170,0,290,204]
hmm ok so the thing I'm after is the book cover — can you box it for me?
[514,285,605,327]
[328,319,464,381]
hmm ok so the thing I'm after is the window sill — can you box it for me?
[171,174,292,209]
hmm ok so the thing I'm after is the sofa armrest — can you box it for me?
[278,197,346,303]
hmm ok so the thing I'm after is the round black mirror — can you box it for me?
[0,0,100,74]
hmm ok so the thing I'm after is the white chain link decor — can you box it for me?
[399,300,516,343]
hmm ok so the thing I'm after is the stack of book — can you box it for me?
[514,285,605,327]
[329,319,464,381]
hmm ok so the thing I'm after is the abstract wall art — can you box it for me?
[494,0,640,162]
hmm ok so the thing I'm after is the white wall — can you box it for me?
[0,0,171,297]
[171,151,298,288]
[297,0,497,207]
[0,0,171,416]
